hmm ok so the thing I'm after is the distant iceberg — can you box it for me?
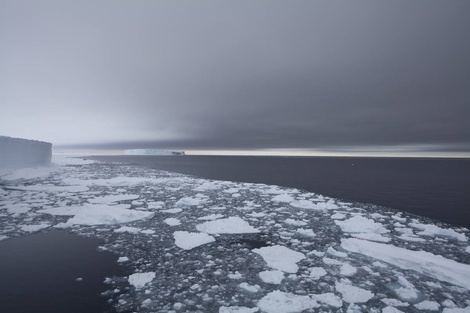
[124,149,185,156]
[0,136,52,169]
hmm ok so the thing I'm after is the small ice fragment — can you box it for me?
[128,272,156,289]
[414,300,440,311]
[238,282,260,293]
[164,217,181,226]
[295,228,316,237]
[196,217,259,234]
[257,290,319,313]
[117,257,129,263]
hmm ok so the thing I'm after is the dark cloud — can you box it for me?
[1,1,469,153]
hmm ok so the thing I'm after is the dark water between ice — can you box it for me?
[92,155,470,229]
[0,230,125,313]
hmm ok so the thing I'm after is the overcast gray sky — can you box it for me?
[1,0,469,154]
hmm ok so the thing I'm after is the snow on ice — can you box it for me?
[1,154,469,312]
[252,245,305,273]
[173,231,215,250]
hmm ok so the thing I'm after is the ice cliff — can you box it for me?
[0,136,52,169]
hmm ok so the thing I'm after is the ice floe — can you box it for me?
[252,245,305,273]
[173,231,215,250]
[196,216,259,234]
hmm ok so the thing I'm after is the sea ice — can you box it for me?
[196,217,259,234]
[164,218,181,226]
[309,267,327,280]
[252,245,305,273]
[175,195,207,207]
[128,272,156,289]
[335,215,389,234]
[257,291,319,313]
[414,300,440,311]
[173,231,215,250]
[341,238,470,289]
[20,223,50,232]
[219,306,259,313]
[60,204,154,226]
[335,281,374,303]
[410,222,467,241]
[258,270,284,284]
[311,293,343,308]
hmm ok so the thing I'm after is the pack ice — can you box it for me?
[1,154,469,313]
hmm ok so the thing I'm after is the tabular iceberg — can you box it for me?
[0,136,52,169]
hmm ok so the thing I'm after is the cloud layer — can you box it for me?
[1,1,469,152]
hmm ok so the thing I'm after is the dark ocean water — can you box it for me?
[92,155,470,229]
[0,230,125,313]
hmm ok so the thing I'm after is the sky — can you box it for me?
[1,1,469,156]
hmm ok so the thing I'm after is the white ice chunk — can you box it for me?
[394,275,418,301]
[398,234,426,242]
[335,280,374,303]
[175,195,207,207]
[238,282,260,293]
[252,245,305,273]
[272,194,295,203]
[410,222,467,241]
[414,300,440,311]
[38,206,83,216]
[160,208,182,213]
[6,204,31,215]
[196,217,259,234]
[20,223,50,232]
[311,293,343,308]
[341,238,470,290]
[381,298,410,307]
[173,231,215,250]
[61,204,154,226]
[257,290,319,313]
[117,257,129,263]
[219,306,259,313]
[335,215,389,234]
[340,263,358,276]
[259,270,284,284]
[295,228,316,237]
[309,267,327,280]
[351,232,391,242]
[164,218,181,226]
[331,213,347,220]
[383,307,405,313]
[128,272,155,289]
[284,218,307,226]
[442,308,470,313]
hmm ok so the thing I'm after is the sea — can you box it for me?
[1,155,469,313]
[92,155,470,229]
